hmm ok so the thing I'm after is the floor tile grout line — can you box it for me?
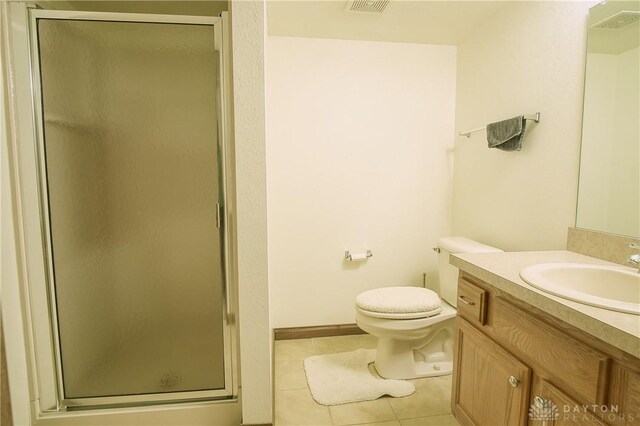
[383,397,401,423]
[387,394,401,421]
[328,402,335,426]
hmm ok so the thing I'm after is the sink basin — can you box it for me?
[520,263,640,315]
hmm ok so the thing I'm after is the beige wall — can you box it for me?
[266,36,457,328]
[452,1,596,252]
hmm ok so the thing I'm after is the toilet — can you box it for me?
[355,237,503,380]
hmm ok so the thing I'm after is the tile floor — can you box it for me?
[274,334,460,426]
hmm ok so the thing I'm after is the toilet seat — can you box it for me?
[355,305,442,320]
[355,286,442,319]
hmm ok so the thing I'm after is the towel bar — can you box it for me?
[459,112,540,138]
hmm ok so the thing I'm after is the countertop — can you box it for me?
[450,250,640,358]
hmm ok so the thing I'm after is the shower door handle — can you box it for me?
[216,203,222,229]
[216,201,233,323]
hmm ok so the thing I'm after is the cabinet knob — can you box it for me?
[508,375,520,388]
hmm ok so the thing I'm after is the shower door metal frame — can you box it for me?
[26,8,237,409]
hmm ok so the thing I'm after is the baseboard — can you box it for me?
[273,323,366,340]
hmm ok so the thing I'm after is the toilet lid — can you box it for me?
[356,286,442,318]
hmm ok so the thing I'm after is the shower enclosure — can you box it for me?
[24,8,236,408]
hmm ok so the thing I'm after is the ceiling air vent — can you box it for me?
[346,0,390,14]
[591,11,640,29]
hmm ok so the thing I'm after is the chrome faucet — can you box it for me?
[628,242,640,273]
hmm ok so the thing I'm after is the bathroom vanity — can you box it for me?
[449,251,640,426]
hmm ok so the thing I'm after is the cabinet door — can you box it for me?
[608,364,640,425]
[453,318,531,426]
[529,380,606,425]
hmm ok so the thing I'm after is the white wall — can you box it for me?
[230,1,273,424]
[1,5,32,424]
[452,1,595,252]
[577,47,640,237]
[266,37,457,328]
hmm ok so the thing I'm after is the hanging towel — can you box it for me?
[486,116,526,151]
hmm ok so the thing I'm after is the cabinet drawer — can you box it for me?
[457,278,487,325]
[491,297,610,405]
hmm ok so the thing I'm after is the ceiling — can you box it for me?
[267,0,510,46]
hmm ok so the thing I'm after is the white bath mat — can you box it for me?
[303,348,415,405]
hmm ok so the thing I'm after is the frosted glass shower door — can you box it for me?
[31,12,232,404]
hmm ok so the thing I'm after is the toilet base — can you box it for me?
[373,324,454,380]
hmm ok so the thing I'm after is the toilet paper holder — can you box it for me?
[344,250,373,261]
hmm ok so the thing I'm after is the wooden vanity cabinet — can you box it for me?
[451,272,640,426]
[454,318,531,425]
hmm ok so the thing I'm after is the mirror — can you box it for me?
[576,1,640,238]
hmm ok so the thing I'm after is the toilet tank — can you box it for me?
[437,237,503,307]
